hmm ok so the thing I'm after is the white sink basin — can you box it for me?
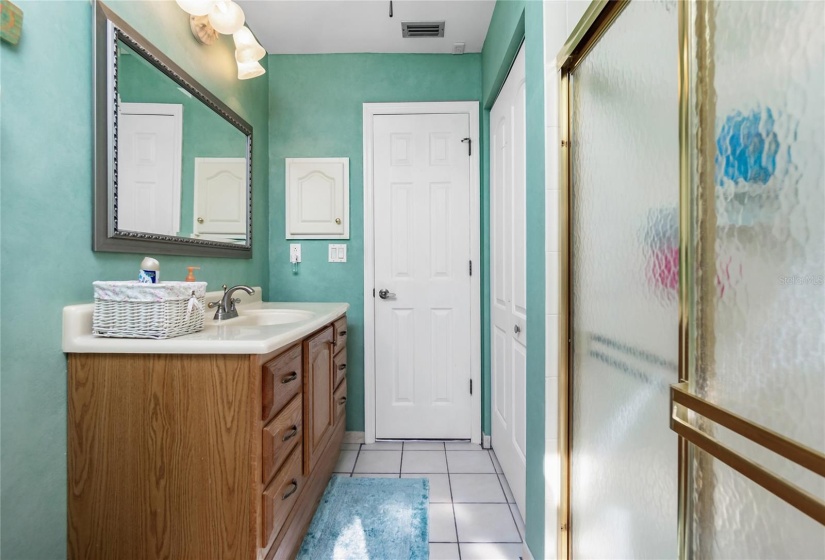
[217,309,315,327]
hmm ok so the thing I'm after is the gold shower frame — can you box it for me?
[556,1,825,558]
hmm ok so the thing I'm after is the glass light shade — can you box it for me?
[237,59,265,80]
[175,0,216,16]
[208,1,245,35]
[233,27,266,63]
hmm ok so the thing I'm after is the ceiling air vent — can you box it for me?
[402,21,445,38]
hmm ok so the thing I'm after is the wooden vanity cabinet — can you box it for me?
[67,314,347,560]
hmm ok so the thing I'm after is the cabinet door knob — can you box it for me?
[514,324,521,335]
[282,480,298,500]
[197,217,204,224]
[338,363,347,371]
[282,426,298,442]
[281,372,298,384]
[335,218,342,225]
[339,330,347,336]
[338,396,347,405]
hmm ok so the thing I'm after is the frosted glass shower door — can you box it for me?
[685,1,825,557]
[568,1,679,558]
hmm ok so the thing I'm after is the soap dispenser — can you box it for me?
[185,266,201,282]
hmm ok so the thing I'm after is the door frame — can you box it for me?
[362,101,482,444]
[119,102,183,236]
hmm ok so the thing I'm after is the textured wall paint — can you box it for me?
[0,1,269,557]
[267,53,482,432]
[481,1,546,557]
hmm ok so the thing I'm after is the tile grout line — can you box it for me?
[445,446,463,559]
[488,449,523,545]
[349,443,363,476]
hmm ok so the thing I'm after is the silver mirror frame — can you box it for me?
[93,1,253,258]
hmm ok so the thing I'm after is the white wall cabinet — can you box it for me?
[285,158,349,239]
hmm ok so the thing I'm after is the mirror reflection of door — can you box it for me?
[192,157,247,242]
[118,103,183,236]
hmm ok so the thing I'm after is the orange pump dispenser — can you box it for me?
[185,266,200,282]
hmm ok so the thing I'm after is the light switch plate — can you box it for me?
[328,244,347,263]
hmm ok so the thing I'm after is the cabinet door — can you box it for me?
[285,158,349,239]
[303,326,335,474]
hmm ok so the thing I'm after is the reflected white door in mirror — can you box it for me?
[119,103,183,236]
[193,157,247,242]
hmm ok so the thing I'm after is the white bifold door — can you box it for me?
[373,113,473,439]
[490,46,527,516]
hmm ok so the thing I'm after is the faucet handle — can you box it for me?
[207,300,221,309]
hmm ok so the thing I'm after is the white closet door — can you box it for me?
[373,112,474,439]
[490,45,527,516]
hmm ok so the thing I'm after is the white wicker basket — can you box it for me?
[93,281,208,339]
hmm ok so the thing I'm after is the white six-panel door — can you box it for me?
[373,113,473,439]
[491,46,527,515]
[118,103,182,236]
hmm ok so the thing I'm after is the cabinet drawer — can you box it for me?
[333,348,347,389]
[262,443,304,551]
[333,316,347,355]
[262,395,302,487]
[334,378,347,425]
[262,343,303,423]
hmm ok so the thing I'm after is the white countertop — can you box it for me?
[63,286,349,355]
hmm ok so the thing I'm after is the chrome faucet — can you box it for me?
[208,284,255,321]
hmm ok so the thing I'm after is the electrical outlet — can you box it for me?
[328,244,347,263]
[289,243,301,263]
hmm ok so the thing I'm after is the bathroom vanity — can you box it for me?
[63,292,348,559]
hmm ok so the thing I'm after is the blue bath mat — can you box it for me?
[297,476,429,560]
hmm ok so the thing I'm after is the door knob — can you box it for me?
[378,289,396,300]
[514,324,521,335]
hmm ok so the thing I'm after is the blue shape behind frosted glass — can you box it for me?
[716,108,780,185]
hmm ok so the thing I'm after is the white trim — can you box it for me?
[362,101,481,445]
[284,157,351,240]
[120,102,183,236]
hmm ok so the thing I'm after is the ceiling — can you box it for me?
[235,1,496,55]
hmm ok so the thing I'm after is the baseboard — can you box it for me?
[343,431,365,444]
[482,433,491,449]
[522,541,535,560]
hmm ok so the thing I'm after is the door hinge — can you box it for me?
[469,260,473,276]
[461,137,472,156]
[470,379,473,395]
[373,288,375,298]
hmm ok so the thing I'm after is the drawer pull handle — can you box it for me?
[281,372,298,384]
[339,330,347,337]
[282,426,298,442]
[338,396,347,405]
[282,480,298,500]
[338,364,347,371]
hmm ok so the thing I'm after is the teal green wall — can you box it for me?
[267,53,482,431]
[119,51,247,236]
[0,1,269,557]
[481,1,546,557]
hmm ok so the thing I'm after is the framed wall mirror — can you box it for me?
[93,1,253,258]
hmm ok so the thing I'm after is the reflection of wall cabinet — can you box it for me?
[67,315,347,560]
[285,158,349,239]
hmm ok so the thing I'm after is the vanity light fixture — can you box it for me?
[233,26,266,63]
[236,58,266,80]
[207,0,245,34]
[176,0,266,80]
